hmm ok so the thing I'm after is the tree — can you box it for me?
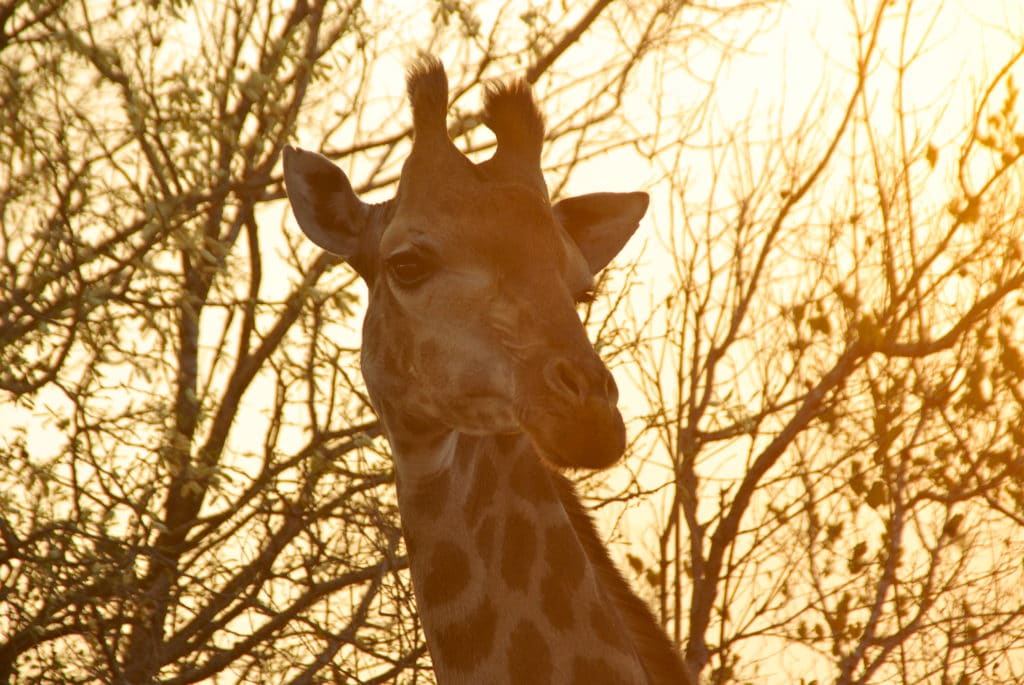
[610,2,1024,683]
[0,0,769,682]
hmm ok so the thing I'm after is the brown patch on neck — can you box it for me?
[406,468,450,520]
[431,597,498,671]
[507,619,552,684]
[571,655,629,685]
[500,511,537,592]
[540,522,585,631]
[509,449,557,504]
[421,540,471,607]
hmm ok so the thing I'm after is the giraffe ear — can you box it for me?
[552,191,649,275]
[282,145,373,267]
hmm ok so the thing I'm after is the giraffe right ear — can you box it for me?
[282,145,372,264]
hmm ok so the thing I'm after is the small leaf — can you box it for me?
[926,143,939,168]
[790,302,807,324]
[866,481,887,509]
[808,314,831,335]
[850,461,867,495]
[836,287,859,312]
[855,315,884,349]
[644,568,662,588]
[944,513,964,538]
[848,541,869,573]
[959,196,981,224]
[1000,341,1024,377]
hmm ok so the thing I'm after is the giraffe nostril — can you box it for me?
[545,359,588,401]
[603,368,619,403]
[544,357,618,405]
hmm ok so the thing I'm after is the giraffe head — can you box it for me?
[282,58,647,470]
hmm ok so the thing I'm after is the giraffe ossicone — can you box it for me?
[283,56,690,685]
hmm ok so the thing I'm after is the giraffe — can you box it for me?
[282,57,690,685]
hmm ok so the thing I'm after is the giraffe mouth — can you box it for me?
[521,400,626,470]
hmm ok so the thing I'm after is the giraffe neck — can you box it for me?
[391,430,650,685]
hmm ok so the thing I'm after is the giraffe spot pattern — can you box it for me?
[540,571,574,630]
[590,601,626,652]
[421,541,470,607]
[570,655,624,685]
[509,450,554,504]
[545,523,585,584]
[408,468,450,521]
[501,512,536,591]
[538,523,585,631]
[433,597,498,671]
[507,619,552,684]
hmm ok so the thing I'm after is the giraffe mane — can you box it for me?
[550,472,692,685]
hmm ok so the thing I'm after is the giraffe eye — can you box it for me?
[386,251,433,288]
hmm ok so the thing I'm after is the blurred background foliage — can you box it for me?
[2,1,1024,683]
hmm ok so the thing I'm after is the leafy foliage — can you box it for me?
[0,0,749,682]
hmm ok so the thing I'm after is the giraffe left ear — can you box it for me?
[282,145,387,281]
[552,191,649,275]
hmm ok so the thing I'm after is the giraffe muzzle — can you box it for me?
[522,356,626,470]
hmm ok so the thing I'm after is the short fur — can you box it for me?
[282,55,689,685]
[483,78,545,165]
[406,56,449,138]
